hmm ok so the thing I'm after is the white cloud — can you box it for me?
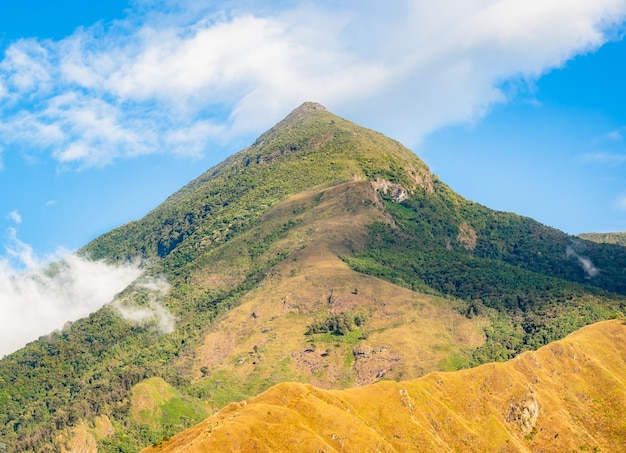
[113,277,176,334]
[7,210,22,224]
[0,39,53,96]
[0,230,142,357]
[566,243,599,278]
[0,0,625,167]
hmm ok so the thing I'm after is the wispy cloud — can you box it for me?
[606,130,625,141]
[566,241,599,278]
[579,152,626,165]
[1,0,625,168]
[0,229,142,357]
[113,277,176,334]
[7,210,21,224]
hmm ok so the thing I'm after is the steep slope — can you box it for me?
[144,320,626,453]
[1,102,625,452]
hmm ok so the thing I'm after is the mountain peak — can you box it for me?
[272,101,330,129]
[294,101,327,112]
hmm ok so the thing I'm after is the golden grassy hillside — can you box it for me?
[144,319,626,452]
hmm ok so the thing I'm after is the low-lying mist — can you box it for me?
[113,277,176,334]
[0,232,142,357]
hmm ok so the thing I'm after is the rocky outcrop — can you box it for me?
[372,178,408,202]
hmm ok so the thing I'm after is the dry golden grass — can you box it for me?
[144,320,626,452]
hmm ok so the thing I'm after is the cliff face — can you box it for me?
[145,320,626,453]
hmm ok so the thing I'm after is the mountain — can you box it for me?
[579,232,626,247]
[1,102,625,452]
[142,319,626,453]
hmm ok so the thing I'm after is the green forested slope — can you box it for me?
[344,187,626,362]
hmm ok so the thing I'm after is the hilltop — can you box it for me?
[1,103,625,452]
[579,232,626,247]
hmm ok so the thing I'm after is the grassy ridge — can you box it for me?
[143,320,626,453]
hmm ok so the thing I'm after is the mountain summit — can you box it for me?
[83,101,434,264]
[1,103,625,452]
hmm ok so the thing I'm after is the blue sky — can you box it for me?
[422,38,626,234]
[1,0,626,355]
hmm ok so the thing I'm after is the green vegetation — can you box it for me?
[80,103,427,270]
[305,309,369,336]
[344,182,626,364]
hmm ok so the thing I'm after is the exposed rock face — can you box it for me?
[457,222,478,251]
[406,165,435,193]
[372,178,408,202]
[506,391,540,435]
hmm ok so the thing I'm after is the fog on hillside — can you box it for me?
[0,231,142,357]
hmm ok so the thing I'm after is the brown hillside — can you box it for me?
[144,320,626,452]
[170,179,485,410]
